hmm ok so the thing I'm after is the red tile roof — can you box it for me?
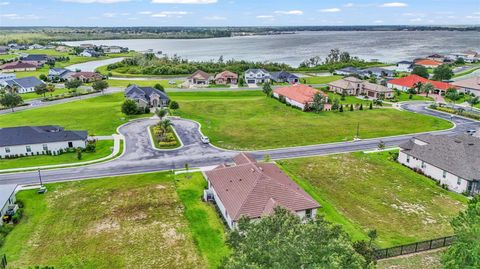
[205,153,320,221]
[215,70,238,80]
[273,84,327,104]
[415,59,442,67]
[388,75,455,91]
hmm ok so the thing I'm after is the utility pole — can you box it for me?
[38,169,43,186]
[356,122,360,139]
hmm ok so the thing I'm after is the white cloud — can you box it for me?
[204,15,227,20]
[103,12,117,18]
[373,20,383,23]
[380,2,408,8]
[319,8,341,13]
[138,11,153,15]
[410,18,422,22]
[151,11,190,17]
[344,3,354,8]
[274,10,303,15]
[1,13,39,19]
[256,15,274,19]
[0,2,9,5]
[151,0,217,4]
[466,15,480,19]
[61,0,130,3]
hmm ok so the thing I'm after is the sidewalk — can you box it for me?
[0,134,124,173]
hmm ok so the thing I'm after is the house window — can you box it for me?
[443,171,447,179]
[5,147,10,153]
[457,177,462,185]
[406,156,410,163]
[305,209,312,219]
[26,146,31,152]
[421,161,426,169]
[43,144,48,151]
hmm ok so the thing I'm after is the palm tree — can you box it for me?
[156,108,168,120]
[158,119,173,140]
[47,83,56,96]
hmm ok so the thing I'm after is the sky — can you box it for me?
[0,0,479,27]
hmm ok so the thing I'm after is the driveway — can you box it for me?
[0,102,478,185]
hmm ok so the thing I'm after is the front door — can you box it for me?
[68,142,73,148]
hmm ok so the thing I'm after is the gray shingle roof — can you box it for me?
[22,54,48,61]
[4,76,44,89]
[400,134,480,181]
[0,126,88,147]
[270,71,299,81]
[125,85,169,101]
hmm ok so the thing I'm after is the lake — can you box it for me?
[65,31,480,67]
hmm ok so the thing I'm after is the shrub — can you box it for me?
[85,140,97,153]
[12,208,23,224]
[121,99,139,115]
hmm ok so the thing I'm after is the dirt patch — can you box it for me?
[89,218,120,234]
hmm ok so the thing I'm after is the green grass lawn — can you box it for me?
[0,172,211,268]
[0,53,18,60]
[0,140,113,170]
[277,152,467,248]
[377,249,444,269]
[20,88,85,102]
[106,78,182,88]
[176,173,230,268]
[0,93,149,135]
[302,75,343,84]
[170,91,453,150]
[96,64,187,78]
[13,65,49,79]
[326,92,381,106]
[394,92,434,102]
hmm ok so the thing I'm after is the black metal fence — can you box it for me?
[375,236,455,260]
[0,254,6,269]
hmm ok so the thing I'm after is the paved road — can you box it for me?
[66,57,125,72]
[0,102,478,185]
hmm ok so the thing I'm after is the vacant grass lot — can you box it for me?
[377,249,444,269]
[176,173,230,268]
[171,91,452,150]
[277,152,467,248]
[0,140,113,170]
[106,79,182,89]
[0,93,149,135]
[302,75,342,84]
[0,173,217,268]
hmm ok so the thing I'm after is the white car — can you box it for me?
[200,136,210,144]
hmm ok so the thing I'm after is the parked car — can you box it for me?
[201,136,210,144]
[466,129,476,135]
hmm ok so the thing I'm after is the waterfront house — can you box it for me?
[361,67,395,78]
[48,68,73,81]
[187,70,212,86]
[125,85,169,108]
[203,153,320,229]
[0,61,37,72]
[79,49,101,57]
[414,59,443,68]
[214,71,238,85]
[328,77,394,99]
[273,84,328,110]
[0,46,9,55]
[244,69,270,84]
[1,76,45,94]
[398,134,480,196]
[335,67,361,76]
[21,54,49,66]
[0,126,88,158]
[451,77,480,97]
[0,184,17,226]
[387,74,454,94]
[427,54,446,62]
[69,72,103,83]
[270,71,299,84]
[396,61,414,72]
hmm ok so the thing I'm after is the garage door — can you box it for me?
[247,80,256,84]
[368,91,375,97]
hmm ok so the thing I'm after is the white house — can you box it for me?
[0,73,16,83]
[203,153,320,229]
[451,76,480,97]
[244,69,270,84]
[396,61,414,72]
[0,126,88,158]
[0,76,45,94]
[398,134,480,196]
[0,184,17,226]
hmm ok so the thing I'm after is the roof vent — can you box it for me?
[239,178,242,181]
[251,168,255,172]
[454,140,462,143]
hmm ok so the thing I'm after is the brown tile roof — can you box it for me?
[414,59,443,67]
[273,84,327,105]
[215,70,238,80]
[0,61,37,70]
[205,153,320,221]
[452,77,480,91]
[188,70,211,80]
[71,72,102,79]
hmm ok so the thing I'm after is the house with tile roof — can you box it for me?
[186,70,212,87]
[0,126,88,158]
[214,70,238,85]
[414,59,443,68]
[452,76,480,97]
[387,74,455,94]
[0,61,37,72]
[125,85,169,108]
[204,153,320,229]
[273,84,328,110]
[398,134,480,196]
[328,77,394,99]
[0,76,45,94]
[69,72,103,83]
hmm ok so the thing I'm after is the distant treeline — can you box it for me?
[0,25,478,45]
